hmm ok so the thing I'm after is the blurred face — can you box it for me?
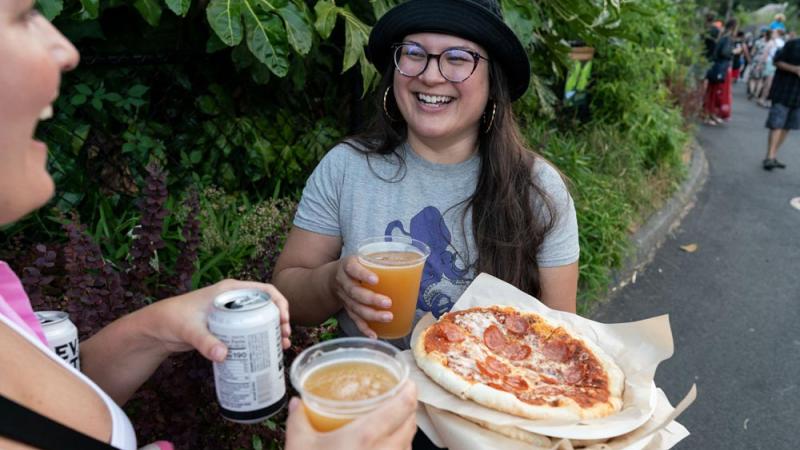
[392,33,490,148]
[0,0,78,225]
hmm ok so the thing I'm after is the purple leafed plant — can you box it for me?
[125,162,169,296]
[13,162,334,448]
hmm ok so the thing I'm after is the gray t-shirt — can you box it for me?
[294,142,579,348]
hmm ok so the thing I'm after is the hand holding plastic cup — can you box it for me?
[356,236,430,339]
[289,337,410,432]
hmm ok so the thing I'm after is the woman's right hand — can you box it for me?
[284,381,418,450]
[332,255,393,339]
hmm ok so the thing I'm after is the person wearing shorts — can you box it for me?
[764,37,800,170]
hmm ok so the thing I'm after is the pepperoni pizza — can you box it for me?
[412,306,624,421]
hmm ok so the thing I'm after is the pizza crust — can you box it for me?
[412,336,473,398]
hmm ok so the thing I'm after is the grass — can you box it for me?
[525,121,689,314]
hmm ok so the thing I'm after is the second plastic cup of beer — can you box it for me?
[290,337,409,432]
[357,235,430,339]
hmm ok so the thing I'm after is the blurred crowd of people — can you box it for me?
[701,12,800,171]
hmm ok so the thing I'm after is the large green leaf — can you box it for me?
[207,0,244,46]
[243,1,290,76]
[359,52,379,95]
[277,3,312,55]
[79,0,99,19]
[37,0,63,20]
[134,0,163,26]
[501,0,540,49]
[341,9,370,73]
[370,0,396,19]
[314,0,337,39]
[165,0,191,16]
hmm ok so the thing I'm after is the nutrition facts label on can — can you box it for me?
[247,333,269,372]
[213,329,285,410]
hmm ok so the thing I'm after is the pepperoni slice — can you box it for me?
[501,342,531,361]
[483,325,508,352]
[504,375,529,391]
[424,330,449,353]
[506,314,529,335]
[477,357,510,379]
[439,321,466,342]
[486,356,508,374]
[564,365,584,385]
[542,339,569,362]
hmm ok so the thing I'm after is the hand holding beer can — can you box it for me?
[208,289,288,423]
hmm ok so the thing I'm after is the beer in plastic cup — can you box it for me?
[357,236,430,339]
[289,337,408,432]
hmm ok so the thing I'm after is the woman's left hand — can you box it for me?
[142,279,292,363]
[80,279,292,404]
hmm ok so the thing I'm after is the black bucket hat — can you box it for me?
[366,0,531,101]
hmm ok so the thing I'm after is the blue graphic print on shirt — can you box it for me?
[385,206,472,318]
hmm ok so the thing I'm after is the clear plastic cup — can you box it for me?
[289,337,409,432]
[357,235,430,339]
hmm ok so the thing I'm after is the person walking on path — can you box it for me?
[702,14,720,61]
[757,28,786,107]
[731,31,750,83]
[747,28,771,99]
[762,37,800,170]
[770,13,787,31]
[703,19,741,124]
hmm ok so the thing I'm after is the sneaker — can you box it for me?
[763,158,776,170]
[773,159,787,169]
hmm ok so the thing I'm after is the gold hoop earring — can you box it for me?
[383,86,400,122]
[483,101,497,134]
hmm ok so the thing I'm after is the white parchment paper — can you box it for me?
[404,273,686,440]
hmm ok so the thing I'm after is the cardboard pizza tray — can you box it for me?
[403,273,693,442]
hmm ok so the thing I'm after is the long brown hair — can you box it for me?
[346,62,558,297]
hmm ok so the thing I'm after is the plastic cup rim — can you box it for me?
[356,235,430,265]
[289,337,409,413]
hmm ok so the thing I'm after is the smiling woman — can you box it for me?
[273,0,579,351]
[0,3,419,450]
[0,0,78,224]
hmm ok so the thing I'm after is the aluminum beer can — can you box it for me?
[209,289,287,423]
[35,311,80,370]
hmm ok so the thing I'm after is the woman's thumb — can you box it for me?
[187,324,227,362]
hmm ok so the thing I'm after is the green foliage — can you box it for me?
[9,0,708,447]
[514,0,698,310]
[41,0,380,92]
[195,187,295,285]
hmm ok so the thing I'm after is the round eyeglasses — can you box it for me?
[392,42,489,83]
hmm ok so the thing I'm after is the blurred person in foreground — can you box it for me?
[0,1,415,449]
[761,36,800,170]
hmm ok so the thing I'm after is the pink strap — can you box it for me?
[0,262,47,345]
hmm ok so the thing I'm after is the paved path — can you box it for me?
[591,83,800,449]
